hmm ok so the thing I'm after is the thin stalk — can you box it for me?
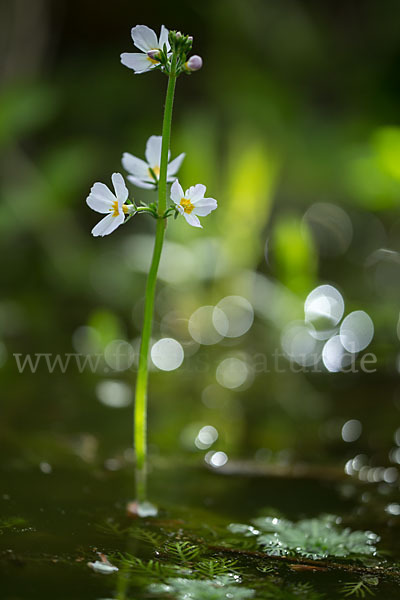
[158,55,177,216]
[134,55,178,502]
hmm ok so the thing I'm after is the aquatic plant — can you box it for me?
[128,527,164,547]
[85,25,217,505]
[228,514,380,559]
[194,558,240,577]
[115,553,178,578]
[164,540,201,563]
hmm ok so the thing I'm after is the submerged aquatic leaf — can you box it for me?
[0,517,28,533]
[257,580,325,600]
[340,578,378,598]
[194,558,240,577]
[229,515,379,559]
[115,553,180,578]
[164,541,201,563]
[128,527,164,546]
[96,520,129,536]
[149,576,254,600]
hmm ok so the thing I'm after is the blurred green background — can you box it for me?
[2,0,400,481]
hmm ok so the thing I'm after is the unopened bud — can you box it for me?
[147,50,160,61]
[175,31,182,39]
[185,55,203,72]
[187,36,193,43]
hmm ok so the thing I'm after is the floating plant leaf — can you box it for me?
[229,515,379,559]
[149,576,254,600]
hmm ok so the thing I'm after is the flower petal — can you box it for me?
[122,152,150,179]
[131,25,158,52]
[145,135,162,167]
[186,184,206,202]
[120,53,154,73]
[112,172,129,203]
[159,25,170,51]
[86,195,112,214]
[89,181,115,203]
[127,175,155,190]
[193,198,217,216]
[91,213,124,237]
[167,153,185,178]
[86,183,115,213]
[183,212,202,228]
[171,179,184,205]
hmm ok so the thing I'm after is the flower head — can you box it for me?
[121,25,170,74]
[86,173,133,237]
[122,135,185,189]
[171,180,217,228]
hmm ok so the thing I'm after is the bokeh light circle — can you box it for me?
[281,321,318,366]
[214,296,254,338]
[322,335,353,372]
[340,310,374,352]
[151,338,184,371]
[304,285,344,338]
[216,357,249,389]
[341,419,362,442]
[104,339,135,371]
[205,451,228,468]
[96,380,132,408]
[195,425,219,449]
[303,202,353,257]
[188,306,226,345]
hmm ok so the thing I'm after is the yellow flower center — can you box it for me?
[148,165,160,180]
[180,197,195,214]
[111,201,129,217]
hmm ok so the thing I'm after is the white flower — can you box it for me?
[120,25,170,74]
[170,180,217,228]
[86,173,133,237]
[122,135,185,190]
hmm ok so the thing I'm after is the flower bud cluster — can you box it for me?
[168,30,202,75]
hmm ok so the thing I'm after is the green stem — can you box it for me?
[158,54,177,216]
[134,56,177,502]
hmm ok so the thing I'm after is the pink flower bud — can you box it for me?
[186,55,203,72]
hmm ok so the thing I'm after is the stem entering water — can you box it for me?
[134,55,177,502]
